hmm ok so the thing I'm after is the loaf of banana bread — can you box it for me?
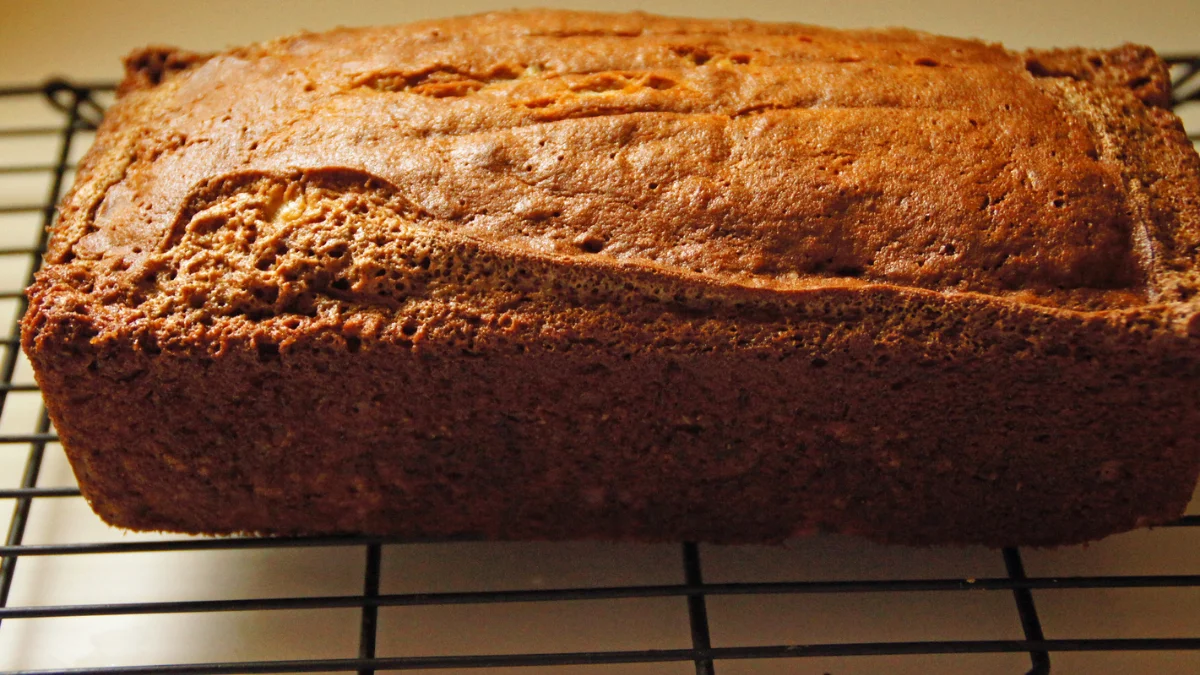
[22,10,1200,546]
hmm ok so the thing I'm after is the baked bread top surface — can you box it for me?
[34,10,1200,327]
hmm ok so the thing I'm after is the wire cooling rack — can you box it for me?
[0,60,1199,675]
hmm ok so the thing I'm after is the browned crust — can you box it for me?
[119,47,214,96]
[21,10,1200,546]
[22,264,1200,546]
[1024,44,1200,315]
[1023,44,1173,109]
[47,11,1199,310]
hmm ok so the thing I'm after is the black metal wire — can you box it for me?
[1167,55,1200,104]
[1164,515,1200,526]
[0,433,60,444]
[0,517,1190,556]
[0,205,54,215]
[0,164,77,175]
[0,291,44,300]
[42,79,106,129]
[2,572,1200,620]
[0,126,75,137]
[0,383,44,392]
[0,534,466,557]
[683,543,716,675]
[0,487,81,498]
[0,68,1198,674]
[9,639,1200,675]
[0,411,51,623]
[0,83,82,631]
[1004,548,1051,675]
[0,82,116,97]
[357,544,382,675]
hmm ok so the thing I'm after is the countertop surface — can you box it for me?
[0,2,1198,674]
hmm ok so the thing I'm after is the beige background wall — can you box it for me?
[2,0,1199,84]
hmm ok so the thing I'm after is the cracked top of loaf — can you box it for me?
[33,10,1200,329]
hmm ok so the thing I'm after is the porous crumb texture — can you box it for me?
[21,10,1200,546]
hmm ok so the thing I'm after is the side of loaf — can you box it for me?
[22,10,1200,546]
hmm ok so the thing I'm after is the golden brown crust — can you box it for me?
[119,46,213,96]
[1022,44,1173,109]
[49,9,1195,311]
[21,10,1200,546]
